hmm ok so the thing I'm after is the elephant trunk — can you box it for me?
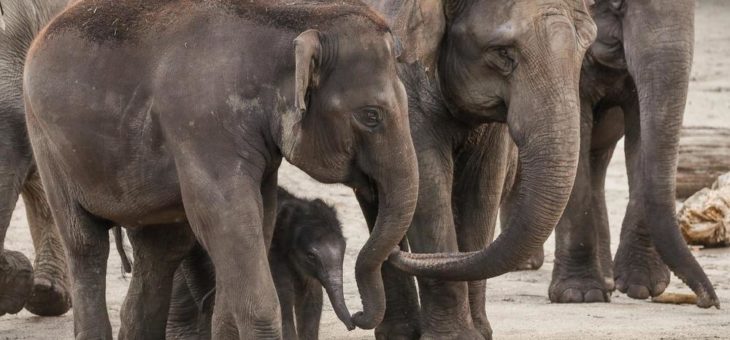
[621,0,718,308]
[321,270,354,331]
[390,16,585,280]
[351,124,419,329]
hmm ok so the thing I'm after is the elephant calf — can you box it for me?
[166,187,350,340]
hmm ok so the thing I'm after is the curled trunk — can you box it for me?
[351,130,419,329]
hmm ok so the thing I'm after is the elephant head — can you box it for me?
[278,14,418,329]
[389,0,597,280]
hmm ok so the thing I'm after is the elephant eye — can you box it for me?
[354,107,383,129]
[485,46,516,76]
[306,252,317,262]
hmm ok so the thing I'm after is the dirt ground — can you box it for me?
[2,1,729,339]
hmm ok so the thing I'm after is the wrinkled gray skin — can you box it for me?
[362,1,596,339]
[0,0,72,317]
[24,1,418,338]
[165,187,351,340]
[519,0,718,308]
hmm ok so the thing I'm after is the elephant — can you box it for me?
[23,1,419,338]
[165,187,350,340]
[504,0,719,308]
[357,0,596,339]
[0,0,74,317]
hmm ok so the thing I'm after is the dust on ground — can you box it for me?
[1,1,729,339]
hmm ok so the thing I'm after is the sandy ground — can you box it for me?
[2,1,730,339]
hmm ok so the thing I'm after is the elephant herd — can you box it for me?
[0,0,719,339]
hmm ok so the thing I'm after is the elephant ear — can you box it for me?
[294,29,322,119]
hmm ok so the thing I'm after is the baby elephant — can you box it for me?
[166,187,350,340]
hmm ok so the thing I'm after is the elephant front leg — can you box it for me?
[294,280,323,340]
[407,149,483,340]
[613,98,670,301]
[21,169,72,316]
[549,105,613,304]
[119,225,195,340]
[177,163,281,338]
[453,124,516,340]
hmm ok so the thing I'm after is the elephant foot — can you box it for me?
[513,247,545,271]
[549,257,610,303]
[375,317,420,340]
[472,315,492,340]
[0,250,34,316]
[614,229,669,300]
[24,274,72,316]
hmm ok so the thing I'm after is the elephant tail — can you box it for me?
[113,226,133,274]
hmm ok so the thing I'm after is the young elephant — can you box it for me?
[271,188,350,339]
[24,1,418,338]
[166,187,349,340]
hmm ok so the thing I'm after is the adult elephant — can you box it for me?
[503,0,719,308]
[360,0,596,339]
[24,0,419,338]
[0,0,73,317]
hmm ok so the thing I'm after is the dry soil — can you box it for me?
[1,1,729,339]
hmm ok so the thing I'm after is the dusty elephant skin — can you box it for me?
[23,0,418,338]
[362,0,596,339]
[0,0,73,317]
[514,0,720,308]
[166,187,351,340]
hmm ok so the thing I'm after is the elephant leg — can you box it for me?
[453,124,515,340]
[119,225,195,340]
[294,280,323,340]
[590,145,618,293]
[52,196,112,338]
[21,168,72,316]
[549,102,610,304]
[270,254,297,340]
[355,193,420,340]
[166,244,217,340]
[407,148,482,340]
[0,139,33,316]
[166,266,203,340]
[614,94,670,300]
[175,159,280,339]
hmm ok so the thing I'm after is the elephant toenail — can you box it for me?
[627,285,650,299]
[584,289,607,303]
[560,288,584,303]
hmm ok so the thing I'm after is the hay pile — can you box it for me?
[677,172,730,247]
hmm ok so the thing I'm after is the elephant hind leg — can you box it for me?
[119,224,195,340]
[0,249,33,316]
[549,103,616,304]
[0,140,33,316]
[22,168,72,316]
